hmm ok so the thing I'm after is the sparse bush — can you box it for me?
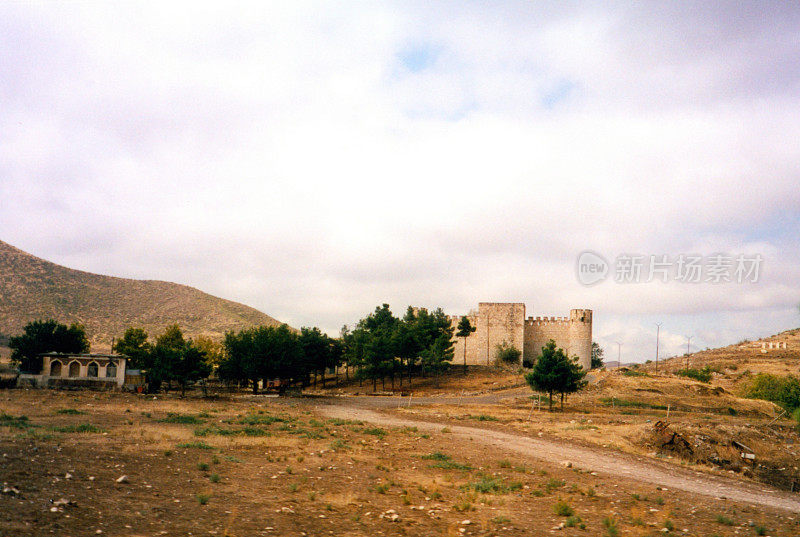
[0,413,31,429]
[362,427,387,437]
[196,493,210,505]
[715,515,735,526]
[676,367,713,383]
[553,500,574,516]
[177,441,213,450]
[664,519,674,531]
[565,515,584,528]
[469,414,499,421]
[51,423,103,433]
[159,413,204,424]
[603,516,619,537]
[198,462,210,471]
[743,373,800,412]
[754,524,767,535]
[467,476,522,494]
[209,473,220,483]
[495,342,521,364]
[422,451,450,461]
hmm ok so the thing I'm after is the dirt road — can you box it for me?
[319,401,800,513]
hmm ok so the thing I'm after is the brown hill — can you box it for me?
[0,240,286,350]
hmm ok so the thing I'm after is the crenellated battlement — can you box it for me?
[526,316,569,325]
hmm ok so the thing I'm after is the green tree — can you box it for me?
[144,324,186,393]
[172,339,212,396]
[525,340,587,411]
[9,320,89,373]
[219,324,304,394]
[590,342,604,369]
[299,327,330,387]
[456,316,476,372]
[112,328,152,369]
[357,304,399,391]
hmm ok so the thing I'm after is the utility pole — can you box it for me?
[686,335,693,369]
[616,341,622,369]
[655,322,662,373]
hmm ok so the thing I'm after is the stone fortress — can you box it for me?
[450,303,592,370]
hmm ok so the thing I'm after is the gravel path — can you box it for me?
[318,401,800,513]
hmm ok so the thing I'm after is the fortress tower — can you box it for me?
[451,303,592,370]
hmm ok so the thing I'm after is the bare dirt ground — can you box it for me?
[318,402,800,512]
[2,390,800,537]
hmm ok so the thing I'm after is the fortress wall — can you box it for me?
[523,309,592,369]
[452,304,592,369]
[451,303,525,365]
[524,317,571,364]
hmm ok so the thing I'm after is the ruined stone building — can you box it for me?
[450,303,592,369]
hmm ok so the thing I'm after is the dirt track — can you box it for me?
[319,400,800,513]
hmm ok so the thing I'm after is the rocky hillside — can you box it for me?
[0,240,286,350]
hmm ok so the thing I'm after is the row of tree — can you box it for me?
[342,304,456,391]
[217,325,341,393]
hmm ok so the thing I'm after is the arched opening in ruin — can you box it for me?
[68,361,80,377]
[49,360,62,377]
[106,362,117,378]
[87,362,99,377]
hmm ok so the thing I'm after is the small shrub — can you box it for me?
[743,373,800,411]
[51,423,103,433]
[467,476,522,494]
[198,462,210,471]
[754,525,767,536]
[177,441,213,450]
[159,413,203,424]
[362,427,387,437]
[603,516,619,537]
[664,520,674,531]
[196,493,211,505]
[469,414,499,421]
[453,500,473,512]
[209,473,220,483]
[498,459,512,468]
[545,478,565,493]
[374,483,390,494]
[287,482,298,492]
[622,370,649,377]
[553,500,574,516]
[0,413,31,429]
[653,496,665,505]
[565,515,584,528]
[715,515,735,526]
[676,367,712,383]
[422,452,450,461]
[495,341,521,364]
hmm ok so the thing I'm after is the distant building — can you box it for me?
[35,353,127,389]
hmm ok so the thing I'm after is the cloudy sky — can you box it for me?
[2,1,799,362]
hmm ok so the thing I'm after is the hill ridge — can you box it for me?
[0,239,285,350]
